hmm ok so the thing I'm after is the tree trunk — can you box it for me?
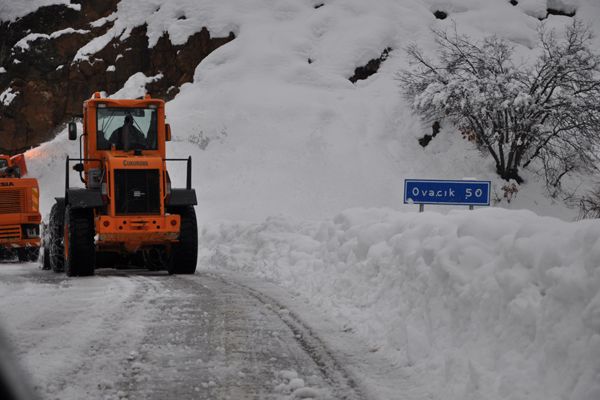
[496,165,523,183]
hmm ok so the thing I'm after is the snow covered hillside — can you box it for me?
[4,0,600,399]
[14,0,600,221]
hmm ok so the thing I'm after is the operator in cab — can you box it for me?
[0,159,20,178]
[108,113,147,151]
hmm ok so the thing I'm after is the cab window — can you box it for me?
[96,108,158,151]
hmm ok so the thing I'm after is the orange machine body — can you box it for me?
[50,91,197,275]
[0,155,41,249]
[72,93,183,254]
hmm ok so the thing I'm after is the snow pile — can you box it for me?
[273,370,324,399]
[25,130,80,213]
[109,72,163,99]
[200,207,600,400]
[13,28,89,51]
[0,87,18,106]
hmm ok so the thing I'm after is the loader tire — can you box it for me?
[48,200,66,273]
[168,206,197,275]
[64,206,96,277]
[41,223,51,270]
[17,247,39,262]
[30,247,40,261]
[42,245,51,270]
[16,248,29,262]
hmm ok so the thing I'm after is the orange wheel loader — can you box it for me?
[47,92,198,276]
[0,154,42,262]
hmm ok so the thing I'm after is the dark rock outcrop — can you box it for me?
[0,0,235,154]
[418,121,441,147]
[433,10,448,20]
[349,47,391,83]
[546,7,576,17]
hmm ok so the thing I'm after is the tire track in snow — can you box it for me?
[184,273,367,400]
[0,265,165,400]
[1,265,368,399]
[52,272,166,400]
[114,273,338,399]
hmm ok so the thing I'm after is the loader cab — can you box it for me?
[0,155,20,178]
[96,107,158,152]
[69,93,171,218]
[0,157,9,178]
[78,92,169,161]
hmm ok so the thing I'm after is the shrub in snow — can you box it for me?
[399,20,600,192]
[501,180,519,203]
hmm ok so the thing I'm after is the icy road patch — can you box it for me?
[0,264,378,400]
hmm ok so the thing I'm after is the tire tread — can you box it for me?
[48,201,65,273]
[65,206,96,277]
[168,206,198,274]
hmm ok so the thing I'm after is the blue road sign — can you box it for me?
[404,179,491,206]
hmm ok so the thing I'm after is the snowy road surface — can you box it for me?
[0,263,395,400]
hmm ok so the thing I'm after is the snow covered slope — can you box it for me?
[17,0,600,222]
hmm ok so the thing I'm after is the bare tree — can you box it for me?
[399,20,600,188]
[578,186,600,219]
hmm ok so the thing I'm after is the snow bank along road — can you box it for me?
[0,262,382,400]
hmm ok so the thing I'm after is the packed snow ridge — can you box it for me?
[200,208,600,400]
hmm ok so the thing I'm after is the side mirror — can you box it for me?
[72,163,84,172]
[165,124,171,142]
[68,122,77,141]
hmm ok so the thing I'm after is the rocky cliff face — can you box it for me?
[0,0,234,154]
